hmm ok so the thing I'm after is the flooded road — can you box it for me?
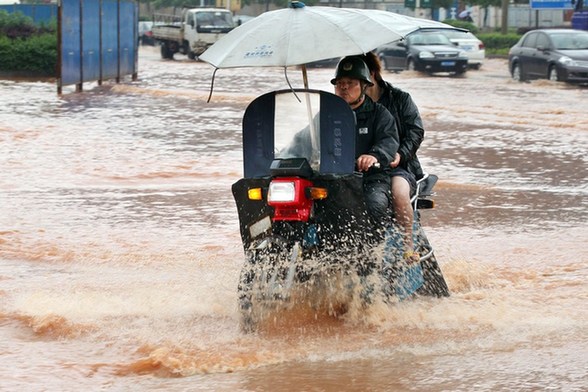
[1,46,587,391]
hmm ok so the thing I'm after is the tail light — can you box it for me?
[268,178,313,221]
[479,41,485,50]
[264,178,327,222]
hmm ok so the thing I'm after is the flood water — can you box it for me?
[1,47,587,391]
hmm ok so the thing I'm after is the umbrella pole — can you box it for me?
[302,64,309,89]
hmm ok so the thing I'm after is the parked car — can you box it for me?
[376,30,468,75]
[138,21,155,46]
[436,29,485,69]
[508,28,588,83]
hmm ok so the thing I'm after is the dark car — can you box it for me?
[508,29,588,83]
[376,31,468,75]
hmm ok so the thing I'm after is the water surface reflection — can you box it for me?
[0,49,586,390]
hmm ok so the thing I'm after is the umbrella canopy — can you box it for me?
[200,2,458,69]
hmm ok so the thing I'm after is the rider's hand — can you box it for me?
[390,153,401,168]
[356,154,378,172]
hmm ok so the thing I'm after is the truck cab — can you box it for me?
[152,8,235,59]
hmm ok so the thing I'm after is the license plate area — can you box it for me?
[248,216,271,239]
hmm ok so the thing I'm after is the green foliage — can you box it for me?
[0,9,34,29]
[477,32,521,54]
[0,9,55,38]
[0,10,35,37]
[0,10,57,74]
[0,33,57,73]
[37,19,57,33]
[442,18,479,34]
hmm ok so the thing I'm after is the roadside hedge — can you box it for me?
[442,19,479,34]
[0,33,57,73]
[0,10,57,75]
[477,32,522,56]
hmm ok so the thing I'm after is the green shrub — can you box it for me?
[477,32,522,55]
[442,19,479,34]
[0,10,57,74]
[0,10,37,38]
[0,33,57,73]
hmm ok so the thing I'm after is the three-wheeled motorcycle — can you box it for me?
[232,88,449,332]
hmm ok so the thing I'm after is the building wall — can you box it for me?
[214,0,570,29]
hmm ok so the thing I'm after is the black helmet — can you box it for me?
[330,56,373,86]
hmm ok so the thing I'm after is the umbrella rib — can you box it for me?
[206,67,218,103]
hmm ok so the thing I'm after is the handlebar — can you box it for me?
[353,161,382,176]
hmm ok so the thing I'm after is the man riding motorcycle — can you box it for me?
[331,56,399,228]
[232,60,449,331]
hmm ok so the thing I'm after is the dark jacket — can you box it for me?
[353,95,399,173]
[377,81,425,180]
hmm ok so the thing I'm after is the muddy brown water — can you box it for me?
[1,47,587,391]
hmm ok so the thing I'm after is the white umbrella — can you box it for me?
[200,2,459,102]
[200,2,457,69]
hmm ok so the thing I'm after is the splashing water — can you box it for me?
[1,48,587,390]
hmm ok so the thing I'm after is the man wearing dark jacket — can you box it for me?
[331,56,400,225]
[356,52,425,262]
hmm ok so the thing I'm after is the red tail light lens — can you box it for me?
[268,178,314,221]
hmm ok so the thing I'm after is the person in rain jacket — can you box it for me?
[331,56,399,226]
[353,52,425,262]
[458,10,474,22]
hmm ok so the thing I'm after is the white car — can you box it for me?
[437,29,485,69]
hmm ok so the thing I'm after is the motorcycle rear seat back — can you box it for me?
[416,174,438,197]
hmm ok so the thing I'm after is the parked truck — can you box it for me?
[151,7,235,60]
